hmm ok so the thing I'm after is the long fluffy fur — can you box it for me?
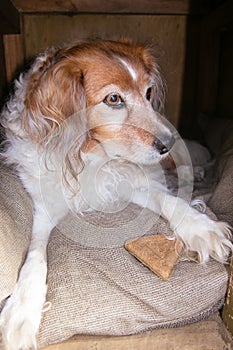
[0,39,232,350]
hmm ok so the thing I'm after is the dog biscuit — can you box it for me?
[125,234,183,281]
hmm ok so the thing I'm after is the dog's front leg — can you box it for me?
[0,207,56,350]
[133,190,232,263]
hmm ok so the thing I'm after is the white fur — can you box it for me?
[119,58,137,81]
[0,43,232,350]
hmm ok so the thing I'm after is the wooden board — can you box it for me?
[22,14,187,127]
[216,26,233,119]
[42,313,233,350]
[223,257,233,336]
[0,37,7,100]
[11,0,211,15]
[3,34,24,83]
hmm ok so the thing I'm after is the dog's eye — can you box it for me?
[146,87,152,101]
[104,93,124,108]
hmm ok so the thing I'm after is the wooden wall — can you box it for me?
[216,26,233,119]
[196,0,233,124]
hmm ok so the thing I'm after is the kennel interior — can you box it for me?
[0,0,233,349]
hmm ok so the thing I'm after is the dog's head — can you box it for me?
[23,39,174,165]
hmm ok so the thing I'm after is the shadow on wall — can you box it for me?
[178,0,233,140]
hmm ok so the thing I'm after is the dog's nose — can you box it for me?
[152,136,175,155]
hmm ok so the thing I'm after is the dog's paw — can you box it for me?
[0,284,46,350]
[0,299,38,350]
[173,209,232,263]
[0,315,37,350]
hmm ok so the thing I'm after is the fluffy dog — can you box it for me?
[0,39,232,350]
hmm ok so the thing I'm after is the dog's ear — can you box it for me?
[139,46,165,114]
[23,49,85,143]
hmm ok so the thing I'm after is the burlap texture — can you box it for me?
[0,164,32,309]
[0,164,230,349]
[208,123,233,226]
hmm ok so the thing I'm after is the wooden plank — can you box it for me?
[41,314,232,350]
[222,257,233,335]
[0,36,7,104]
[216,26,233,118]
[3,34,24,83]
[12,0,211,15]
[197,24,220,116]
[178,17,201,138]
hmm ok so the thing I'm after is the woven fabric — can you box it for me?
[0,165,229,349]
[0,164,32,309]
[208,127,233,227]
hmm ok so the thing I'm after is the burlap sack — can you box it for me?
[0,164,229,349]
[208,122,233,227]
[0,164,32,309]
